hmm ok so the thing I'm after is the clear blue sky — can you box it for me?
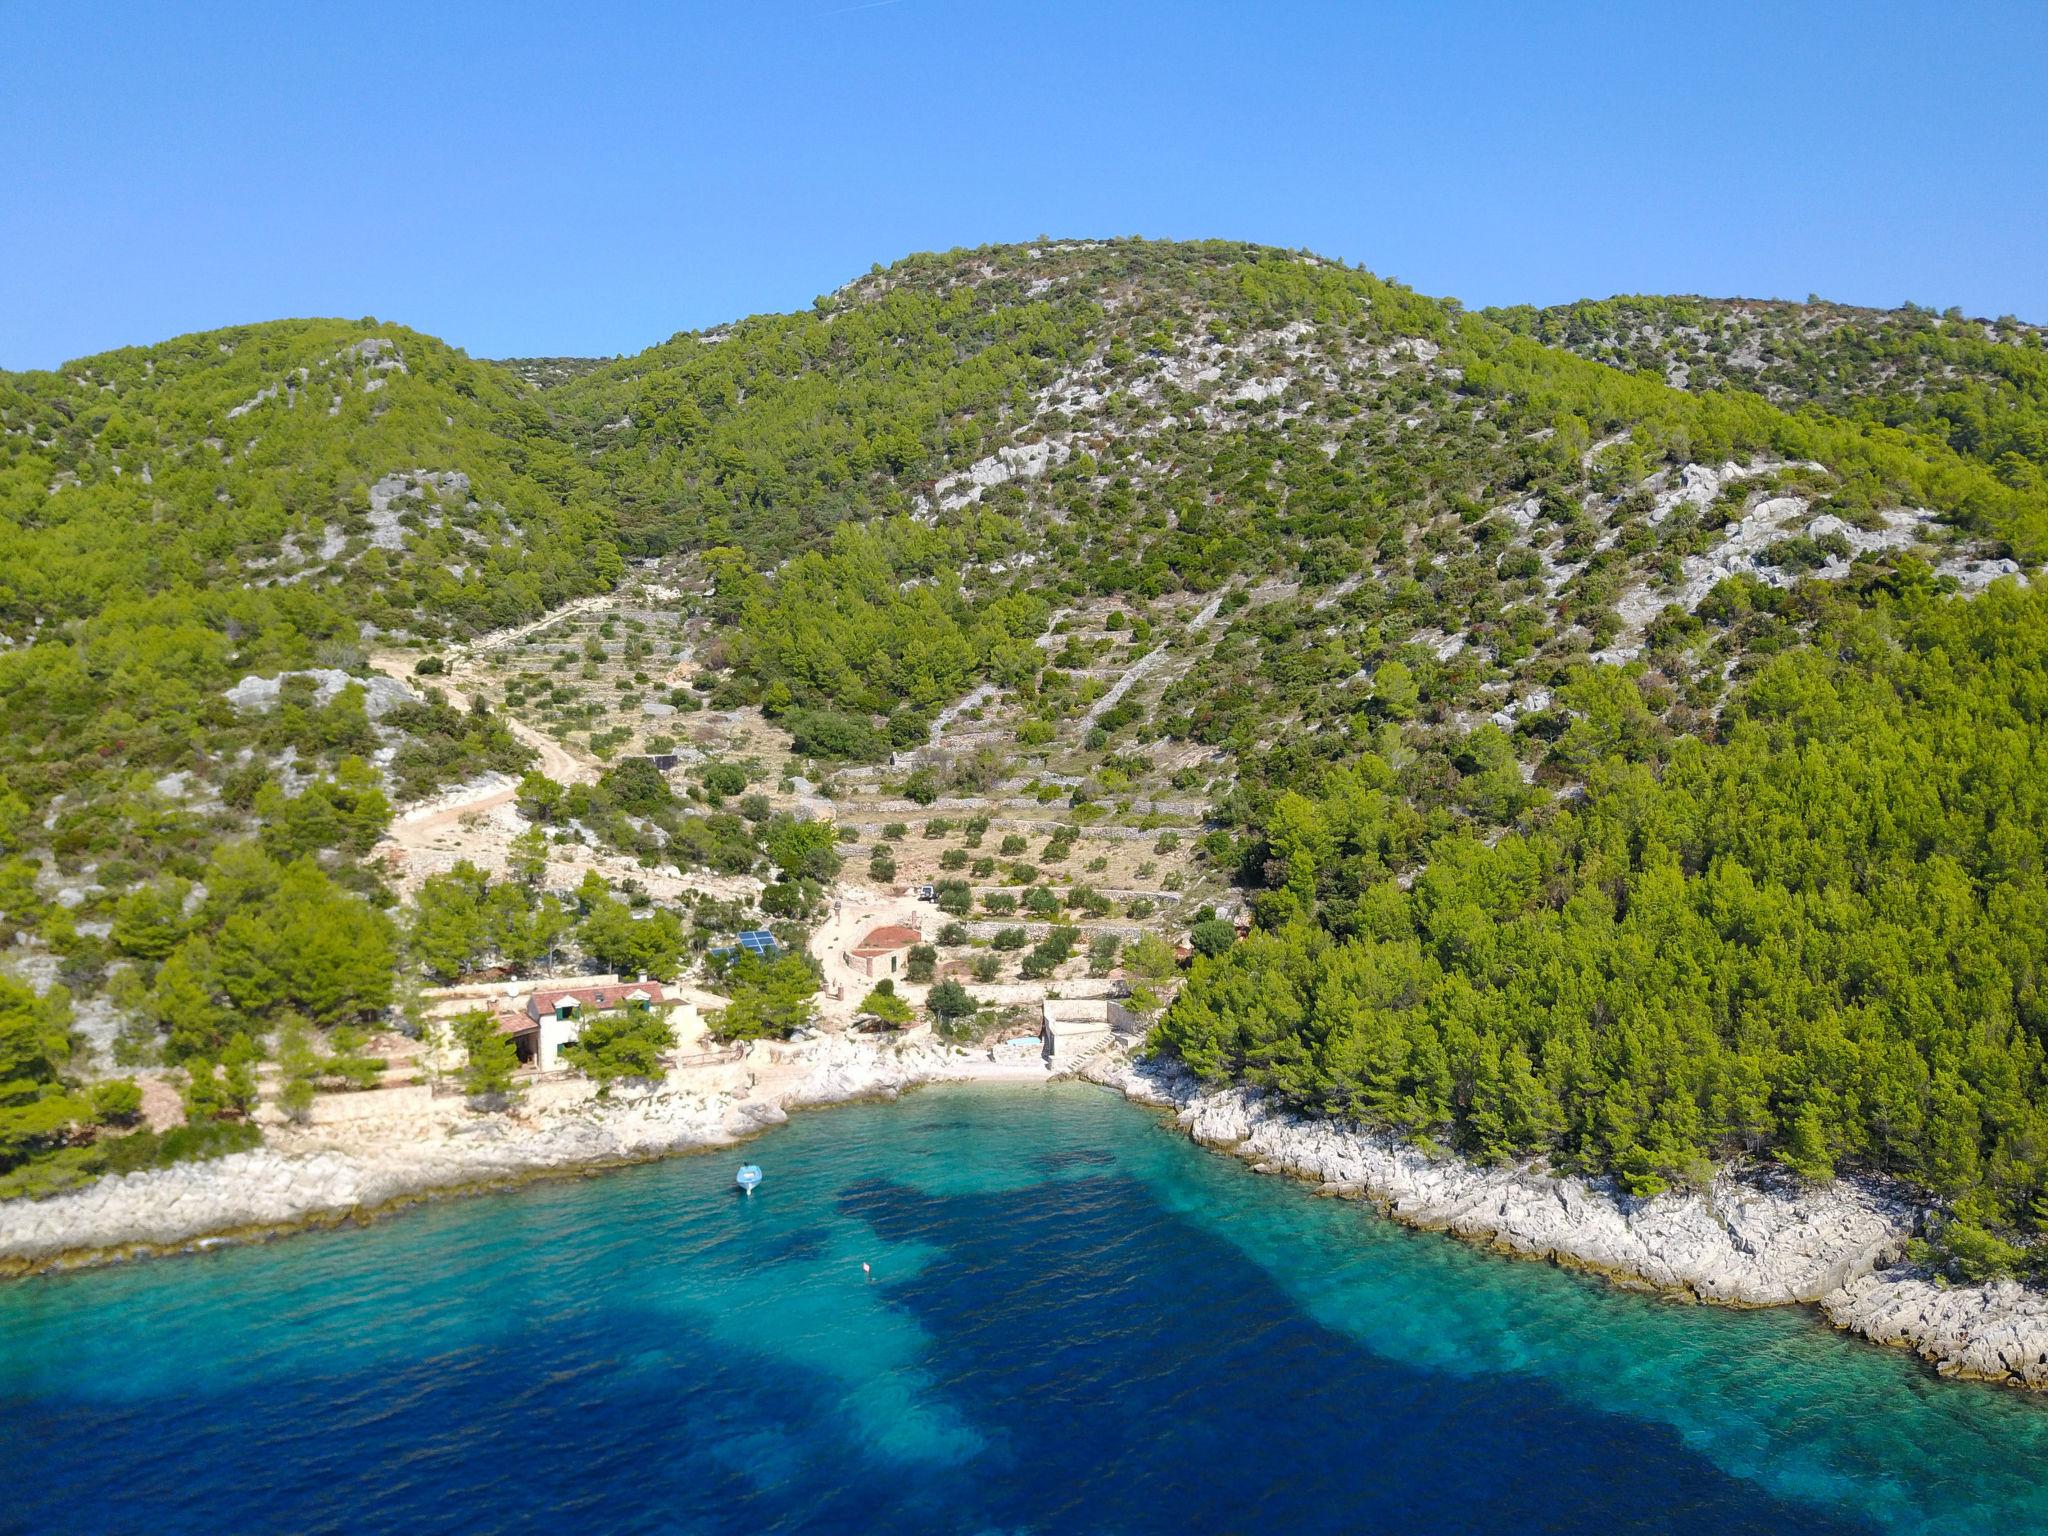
[4,0,2043,370]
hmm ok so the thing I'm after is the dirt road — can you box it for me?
[366,596,621,885]
[369,599,604,791]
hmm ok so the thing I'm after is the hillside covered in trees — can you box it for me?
[0,318,621,884]
[1488,293,2048,488]
[6,239,2048,1277]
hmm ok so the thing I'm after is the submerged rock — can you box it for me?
[1089,1056,2048,1390]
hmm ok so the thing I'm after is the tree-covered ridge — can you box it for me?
[2,236,2047,1267]
[493,355,613,390]
[1,317,619,637]
[0,317,621,871]
[546,261,1104,559]
[546,238,1450,563]
[1488,294,2048,490]
[635,241,2042,779]
[1158,579,2048,1276]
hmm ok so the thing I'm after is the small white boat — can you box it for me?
[735,1164,763,1196]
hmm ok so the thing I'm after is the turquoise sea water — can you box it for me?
[3,1084,2045,1534]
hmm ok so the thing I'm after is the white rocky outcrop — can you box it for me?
[223,668,419,718]
[1825,1272,2048,1388]
[226,383,280,419]
[1598,479,1975,662]
[1122,1072,1902,1304]
[933,440,1067,511]
[1091,1057,2048,1390]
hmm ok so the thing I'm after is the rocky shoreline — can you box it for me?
[0,1037,994,1277]
[6,1039,2047,1394]
[1089,1054,2048,1392]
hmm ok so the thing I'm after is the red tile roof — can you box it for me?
[854,925,921,954]
[527,982,668,1018]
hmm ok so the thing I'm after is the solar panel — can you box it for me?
[736,930,780,956]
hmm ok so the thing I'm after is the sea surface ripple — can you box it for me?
[3,1084,2045,1534]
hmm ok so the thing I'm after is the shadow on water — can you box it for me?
[0,1085,2041,1535]
[3,1172,1859,1536]
[6,1308,977,1536]
[839,1171,1868,1536]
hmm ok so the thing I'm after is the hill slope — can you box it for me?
[0,318,622,841]
[1488,293,2048,484]
[5,241,2048,1279]
[535,240,2037,772]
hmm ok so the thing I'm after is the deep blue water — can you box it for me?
[3,1086,2046,1535]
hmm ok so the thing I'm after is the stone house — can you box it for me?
[498,977,671,1072]
[845,924,922,980]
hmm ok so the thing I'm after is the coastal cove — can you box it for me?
[9,19,2048,1533]
[4,1082,2048,1535]
[5,1039,2048,1396]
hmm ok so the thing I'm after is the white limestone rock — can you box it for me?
[1088,1064,2048,1390]
[1167,1086,1904,1304]
[223,668,419,719]
[1825,1272,2048,1388]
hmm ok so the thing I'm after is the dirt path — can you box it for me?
[499,713,592,786]
[381,779,519,847]
[366,682,588,882]
[367,595,623,884]
[370,598,606,791]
